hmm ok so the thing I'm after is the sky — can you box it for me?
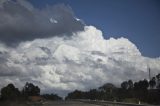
[28,0,160,58]
[0,0,160,96]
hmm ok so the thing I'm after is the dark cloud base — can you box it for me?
[0,0,84,46]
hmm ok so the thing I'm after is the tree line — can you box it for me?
[66,73,160,105]
[1,73,160,104]
[0,82,62,101]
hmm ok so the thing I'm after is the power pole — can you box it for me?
[148,66,151,81]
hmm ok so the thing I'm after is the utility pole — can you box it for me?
[148,66,151,80]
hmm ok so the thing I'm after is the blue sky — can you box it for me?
[28,0,160,57]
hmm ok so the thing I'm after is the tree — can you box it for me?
[156,73,160,81]
[1,83,20,100]
[22,82,40,97]
[149,77,156,89]
[128,80,134,90]
[98,83,117,100]
[137,79,149,90]
[42,94,62,100]
[87,89,99,100]
[65,90,85,100]
[99,83,116,93]
[156,73,160,89]
[121,81,128,90]
[142,79,149,90]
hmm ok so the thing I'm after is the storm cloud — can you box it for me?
[0,0,160,97]
[0,26,160,96]
[0,0,84,46]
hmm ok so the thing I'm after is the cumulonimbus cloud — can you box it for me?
[0,26,160,96]
[0,0,84,46]
[0,0,160,97]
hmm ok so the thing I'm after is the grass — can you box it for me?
[123,98,148,105]
[123,98,139,104]
[0,100,28,106]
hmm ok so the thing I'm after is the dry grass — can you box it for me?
[0,101,28,106]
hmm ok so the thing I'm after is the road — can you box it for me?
[30,101,101,106]
[29,100,153,106]
[0,100,152,106]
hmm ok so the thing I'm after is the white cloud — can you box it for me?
[50,18,58,24]
[0,25,160,96]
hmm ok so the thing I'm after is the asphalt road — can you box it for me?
[37,101,101,106]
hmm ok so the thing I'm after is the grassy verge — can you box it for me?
[0,100,28,106]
